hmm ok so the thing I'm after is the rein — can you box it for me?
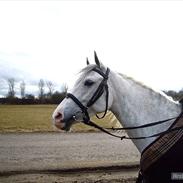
[66,67,183,140]
[87,112,183,140]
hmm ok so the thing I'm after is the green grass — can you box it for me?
[0,105,120,132]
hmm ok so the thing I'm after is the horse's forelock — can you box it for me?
[79,64,98,75]
[73,65,98,86]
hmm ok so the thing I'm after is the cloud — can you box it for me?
[0,63,26,81]
[0,53,65,97]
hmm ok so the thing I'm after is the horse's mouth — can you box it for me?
[54,118,75,131]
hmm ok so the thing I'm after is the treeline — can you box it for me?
[0,91,67,105]
[2,89,182,105]
[0,78,67,104]
[164,90,183,101]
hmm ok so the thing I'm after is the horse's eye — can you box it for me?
[84,79,94,86]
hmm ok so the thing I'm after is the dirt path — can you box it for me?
[0,171,137,183]
[0,132,140,182]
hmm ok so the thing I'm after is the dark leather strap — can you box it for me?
[96,84,109,119]
[66,93,87,113]
[66,93,90,123]
[66,67,110,124]
[107,116,179,130]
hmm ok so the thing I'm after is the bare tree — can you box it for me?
[20,81,26,98]
[46,81,54,97]
[38,79,45,100]
[7,78,15,98]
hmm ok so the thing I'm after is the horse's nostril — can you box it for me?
[55,112,62,120]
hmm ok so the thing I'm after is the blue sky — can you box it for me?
[0,1,183,97]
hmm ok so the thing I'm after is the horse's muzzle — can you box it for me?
[53,112,75,131]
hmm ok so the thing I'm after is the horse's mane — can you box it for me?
[118,73,157,92]
[118,72,178,104]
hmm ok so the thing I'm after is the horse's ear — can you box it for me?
[94,51,100,68]
[86,57,90,65]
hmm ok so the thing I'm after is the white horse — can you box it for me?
[52,52,183,182]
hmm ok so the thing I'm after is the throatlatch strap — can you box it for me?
[96,85,109,119]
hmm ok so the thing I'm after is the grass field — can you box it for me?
[0,105,120,132]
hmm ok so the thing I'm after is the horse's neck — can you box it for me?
[110,71,182,153]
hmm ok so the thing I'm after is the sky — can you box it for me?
[0,1,183,97]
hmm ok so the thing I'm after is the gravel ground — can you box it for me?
[0,171,137,183]
[0,132,140,182]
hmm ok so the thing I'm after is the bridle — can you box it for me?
[66,66,183,140]
[67,67,110,124]
[66,66,126,139]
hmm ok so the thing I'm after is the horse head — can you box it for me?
[52,52,114,131]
